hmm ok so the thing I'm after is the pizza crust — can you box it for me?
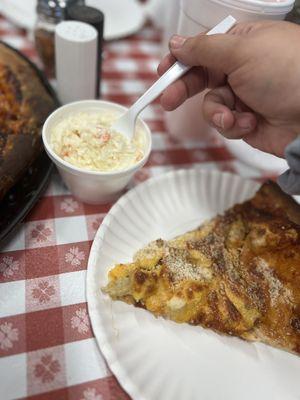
[252,180,300,225]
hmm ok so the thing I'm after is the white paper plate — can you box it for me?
[0,0,145,41]
[87,169,300,400]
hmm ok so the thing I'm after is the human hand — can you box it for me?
[158,21,300,157]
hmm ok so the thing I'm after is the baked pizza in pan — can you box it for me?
[104,182,300,355]
[0,42,57,200]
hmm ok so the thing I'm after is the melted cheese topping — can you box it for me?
[51,111,145,172]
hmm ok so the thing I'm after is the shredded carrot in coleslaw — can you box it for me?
[50,111,145,172]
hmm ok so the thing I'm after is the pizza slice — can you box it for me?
[103,181,300,355]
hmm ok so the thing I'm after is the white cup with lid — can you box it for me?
[181,0,294,30]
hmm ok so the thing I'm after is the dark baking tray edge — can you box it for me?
[0,41,60,249]
[0,155,54,250]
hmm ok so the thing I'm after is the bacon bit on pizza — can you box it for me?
[134,270,147,284]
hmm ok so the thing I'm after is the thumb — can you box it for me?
[169,33,240,74]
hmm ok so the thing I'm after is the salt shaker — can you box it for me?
[55,21,98,104]
[66,5,104,98]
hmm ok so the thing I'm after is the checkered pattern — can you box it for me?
[0,14,273,400]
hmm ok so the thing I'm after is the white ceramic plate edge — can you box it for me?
[0,0,146,41]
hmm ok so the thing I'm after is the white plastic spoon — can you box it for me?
[112,15,236,141]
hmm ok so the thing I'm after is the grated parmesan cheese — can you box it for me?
[50,111,145,172]
[256,258,293,306]
[164,247,213,282]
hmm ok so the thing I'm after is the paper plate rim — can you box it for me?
[86,169,263,400]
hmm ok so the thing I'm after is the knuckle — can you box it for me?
[185,36,203,59]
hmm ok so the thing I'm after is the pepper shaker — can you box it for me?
[66,5,104,98]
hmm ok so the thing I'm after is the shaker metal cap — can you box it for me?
[36,0,83,20]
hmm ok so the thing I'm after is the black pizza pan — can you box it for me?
[0,41,60,248]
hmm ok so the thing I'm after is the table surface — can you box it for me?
[0,14,273,400]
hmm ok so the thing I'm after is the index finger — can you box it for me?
[171,33,241,74]
[157,53,176,76]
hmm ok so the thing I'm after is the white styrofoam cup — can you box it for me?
[42,100,152,204]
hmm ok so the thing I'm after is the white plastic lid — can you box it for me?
[181,0,294,16]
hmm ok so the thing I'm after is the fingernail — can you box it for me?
[238,119,252,130]
[212,113,225,129]
[170,35,186,49]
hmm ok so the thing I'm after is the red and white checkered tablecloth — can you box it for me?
[0,14,271,400]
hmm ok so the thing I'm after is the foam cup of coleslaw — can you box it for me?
[42,100,152,204]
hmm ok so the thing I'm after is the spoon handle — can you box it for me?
[129,61,189,116]
[130,15,236,117]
